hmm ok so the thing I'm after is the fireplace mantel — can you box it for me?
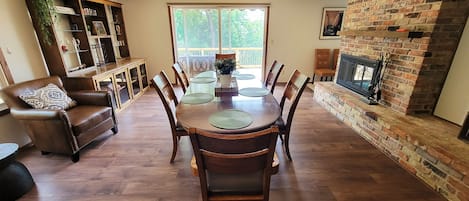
[339,30,424,38]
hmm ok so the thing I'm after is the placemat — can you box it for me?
[191,77,217,83]
[208,109,253,130]
[181,93,214,104]
[195,71,216,78]
[239,87,269,97]
[234,73,255,80]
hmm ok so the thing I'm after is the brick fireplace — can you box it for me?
[313,0,469,200]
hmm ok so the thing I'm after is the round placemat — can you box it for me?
[239,87,269,97]
[181,93,214,105]
[208,109,253,130]
[234,74,256,80]
[195,71,216,78]
[191,77,217,83]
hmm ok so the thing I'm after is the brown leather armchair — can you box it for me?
[0,76,118,162]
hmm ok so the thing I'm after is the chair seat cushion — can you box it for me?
[314,69,336,77]
[66,105,112,135]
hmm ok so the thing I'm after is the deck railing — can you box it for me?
[177,47,263,69]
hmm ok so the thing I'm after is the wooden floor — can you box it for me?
[16,85,446,201]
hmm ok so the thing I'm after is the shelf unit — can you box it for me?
[26,0,130,76]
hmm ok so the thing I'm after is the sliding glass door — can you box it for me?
[170,5,268,78]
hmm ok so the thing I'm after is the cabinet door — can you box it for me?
[129,65,141,97]
[139,63,149,89]
[95,75,118,109]
[114,69,132,108]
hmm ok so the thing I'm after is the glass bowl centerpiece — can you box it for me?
[215,58,236,87]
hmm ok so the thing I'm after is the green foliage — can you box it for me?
[30,0,55,45]
[215,59,236,74]
[174,8,265,49]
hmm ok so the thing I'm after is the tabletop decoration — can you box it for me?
[215,58,236,87]
[208,109,253,129]
[181,93,214,105]
[239,87,269,97]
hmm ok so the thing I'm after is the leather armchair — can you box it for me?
[0,76,118,162]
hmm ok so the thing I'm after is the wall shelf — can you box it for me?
[339,30,423,38]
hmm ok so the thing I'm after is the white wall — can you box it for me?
[0,0,49,146]
[434,19,469,125]
[122,0,346,83]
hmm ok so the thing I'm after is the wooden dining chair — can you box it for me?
[332,48,340,70]
[172,62,190,93]
[277,70,310,161]
[264,60,285,94]
[312,48,335,83]
[151,71,188,163]
[189,126,279,201]
[215,53,236,60]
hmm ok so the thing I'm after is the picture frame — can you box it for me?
[92,21,107,36]
[319,7,345,40]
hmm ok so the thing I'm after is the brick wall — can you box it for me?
[314,82,469,201]
[341,0,468,114]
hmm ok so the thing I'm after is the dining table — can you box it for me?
[176,71,281,134]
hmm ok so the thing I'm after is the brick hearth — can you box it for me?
[316,0,469,200]
[314,82,469,201]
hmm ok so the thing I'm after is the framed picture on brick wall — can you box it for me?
[320,7,345,40]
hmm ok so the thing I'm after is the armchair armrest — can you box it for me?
[68,90,113,107]
[10,108,67,120]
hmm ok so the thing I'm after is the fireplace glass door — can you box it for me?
[337,54,380,98]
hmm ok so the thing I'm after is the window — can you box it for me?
[0,48,14,112]
[169,4,269,79]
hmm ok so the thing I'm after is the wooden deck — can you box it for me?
[16,85,445,201]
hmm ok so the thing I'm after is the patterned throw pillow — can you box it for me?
[19,83,77,110]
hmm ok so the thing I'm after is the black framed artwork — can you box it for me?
[320,7,345,40]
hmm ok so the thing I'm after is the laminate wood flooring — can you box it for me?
[15,85,445,201]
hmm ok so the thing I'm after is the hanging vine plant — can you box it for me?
[30,0,56,45]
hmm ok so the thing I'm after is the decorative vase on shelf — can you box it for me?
[215,58,236,88]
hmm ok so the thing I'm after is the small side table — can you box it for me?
[0,143,34,200]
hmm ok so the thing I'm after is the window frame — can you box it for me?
[168,3,271,78]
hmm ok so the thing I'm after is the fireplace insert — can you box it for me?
[336,54,381,103]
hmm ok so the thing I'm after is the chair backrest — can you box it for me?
[151,71,179,133]
[279,70,310,134]
[264,60,285,94]
[332,48,340,70]
[0,76,64,109]
[172,62,189,93]
[215,53,236,60]
[189,126,279,201]
[315,49,331,70]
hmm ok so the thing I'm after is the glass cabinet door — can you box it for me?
[129,66,140,96]
[114,69,131,107]
[95,75,117,109]
[139,63,148,89]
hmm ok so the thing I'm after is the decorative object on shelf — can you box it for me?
[115,24,122,35]
[92,21,107,35]
[215,58,236,87]
[319,7,345,40]
[54,6,75,15]
[30,0,56,45]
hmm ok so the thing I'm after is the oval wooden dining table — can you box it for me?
[176,72,281,134]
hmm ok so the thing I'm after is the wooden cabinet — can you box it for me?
[26,0,130,76]
[77,58,148,112]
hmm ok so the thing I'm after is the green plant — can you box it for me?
[30,0,55,45]
[215,58,236,75]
